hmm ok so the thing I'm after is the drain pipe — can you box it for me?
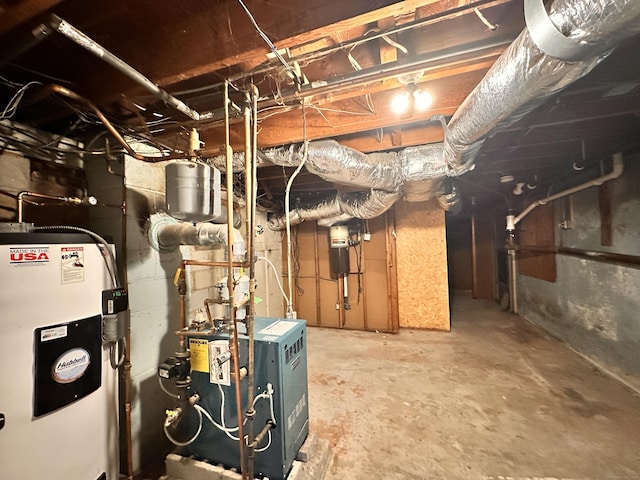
[512,153,624,228]
[505,152,624,314]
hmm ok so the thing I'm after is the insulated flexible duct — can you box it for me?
[264,141,454,229]
[443,0,640,168]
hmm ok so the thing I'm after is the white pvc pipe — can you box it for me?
[512,153,624,228]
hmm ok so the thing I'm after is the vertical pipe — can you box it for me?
[178,262,187,350]
[121,168,134,480]
[507,234,518,314]
[314,224,321,325]
[224,80,248,480]
[471,212,478,299]
[337,276,345,328]
[244,90,256,480]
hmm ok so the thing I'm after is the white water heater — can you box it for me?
[0,231,119,480]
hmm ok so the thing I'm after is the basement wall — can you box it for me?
[517,154,640,392]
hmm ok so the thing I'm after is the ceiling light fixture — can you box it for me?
[391,82,433,115]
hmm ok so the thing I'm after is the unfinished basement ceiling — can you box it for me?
[1,0,640,214]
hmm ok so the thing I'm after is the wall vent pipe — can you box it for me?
[147,212,246,256]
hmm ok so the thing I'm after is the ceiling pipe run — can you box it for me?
[42,15,214,121]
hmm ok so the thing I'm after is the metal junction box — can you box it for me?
[184,317,308,479]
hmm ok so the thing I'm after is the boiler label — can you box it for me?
[61,246,84,284]
[189,338,209,373]
[51,348,90,384]
[41,325,68,342]
[9,246,50,266]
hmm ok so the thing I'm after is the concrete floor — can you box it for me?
[307,292,640,480]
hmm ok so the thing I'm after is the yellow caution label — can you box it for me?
[189,338,209,373]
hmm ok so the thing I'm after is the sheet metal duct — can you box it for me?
[442,0,640,168]
[147,212,246,255]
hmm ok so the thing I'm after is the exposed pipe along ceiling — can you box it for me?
[1,0,640,479]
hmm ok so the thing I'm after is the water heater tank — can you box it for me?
[166,161,221,222]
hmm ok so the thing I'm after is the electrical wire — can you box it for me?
[202,356,277,451]
[109,337,126,369]
[164,406,203,447]
[284,102,308,315]
[235,0,300,85]
[158,375,180,399]
[0,80,42,120]
[257,255,290,305]
[474,7,499,31]
[32,225,120,288]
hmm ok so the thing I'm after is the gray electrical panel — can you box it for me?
[184,317,308,479]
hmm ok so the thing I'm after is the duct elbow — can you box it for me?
[148,213,246,255]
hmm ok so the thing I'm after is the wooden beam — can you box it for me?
[197,62,491,153]
[338,122,445,152]
[0,0,63,34]
[154,0,450,88]
[246,68,485,147]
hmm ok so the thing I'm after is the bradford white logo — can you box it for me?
[51,348,90,384]
[9,247,50,265]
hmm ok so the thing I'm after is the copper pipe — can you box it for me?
[182,259,248,268]
[225,80,249,480]
[244,89,256,480]
[204,299,215,324]
[48,84,182,162]
[17,191,82,222]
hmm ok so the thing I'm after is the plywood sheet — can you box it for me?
[519,203,557,283]
[473,215,496,300]
[395,201,450,330]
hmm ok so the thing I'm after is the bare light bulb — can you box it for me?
[391,91,411,114]
[413,89,433,110]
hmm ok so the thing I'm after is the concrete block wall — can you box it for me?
[125,156,180,471]
[517,153,640,392]
[253,211,286,318]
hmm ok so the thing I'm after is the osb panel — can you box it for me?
[395,201,450,330]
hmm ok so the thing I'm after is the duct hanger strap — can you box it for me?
[524,0,609,61]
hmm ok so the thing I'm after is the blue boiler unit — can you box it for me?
[184,316,308,480]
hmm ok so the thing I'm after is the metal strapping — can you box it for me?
[524,0,608,61]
